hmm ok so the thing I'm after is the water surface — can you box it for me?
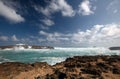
[0,47,119,65]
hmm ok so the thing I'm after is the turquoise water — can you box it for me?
[0,47,119,65]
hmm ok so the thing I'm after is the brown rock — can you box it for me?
[0,55,120,79]
[112,68,120,74]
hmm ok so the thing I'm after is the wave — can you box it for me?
[0,48,51,52]
[0,47,119,65]
[0,56,12,63]
[39,57,66,65]
[54,47,106,50]
[54,47,106,52]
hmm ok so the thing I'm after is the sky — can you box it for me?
[0,0,120,47]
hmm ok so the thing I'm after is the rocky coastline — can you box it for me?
[0,44,54,49]
[0,55,120,79]
[109,47,120,50]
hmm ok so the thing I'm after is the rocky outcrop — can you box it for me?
[109,47,120,50]
[0,45,14,49]
[0,62,53,79]
[0,45,54,49]
[52,55,120,79]
[31,46,54,49]
[0,55,120,79]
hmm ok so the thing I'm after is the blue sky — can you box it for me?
[0,0,120,47]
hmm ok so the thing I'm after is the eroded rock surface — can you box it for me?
[0,55,120,79]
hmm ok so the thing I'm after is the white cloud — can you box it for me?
[20,38,34,44]
[40,24,49,30]
[0,0,25,23]
[113,9,118,13]
[34,0,75,29]
[71,23,120,46]
[39,31,60,42]
[11,35,19,41]
[38,38,45,42]
[78,0,94,15]
[41,18,54,26]
[100,24,120,36]
[107,0,120,14]
[34,0,75,17]
[39,30,49,36]
[39,30,69,42]
[39,23,120,47]
[57,0,75,17]
[0,36,8,41]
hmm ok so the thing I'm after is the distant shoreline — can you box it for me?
[109,47,120,50]
[0,44,54,50]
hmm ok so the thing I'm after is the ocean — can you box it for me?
[0,47,119,65]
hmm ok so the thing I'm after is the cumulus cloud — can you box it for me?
[57,0,75,17]
[34,0,75,17]
[0,36,8,41]
[39,23,120,47]
[71,23,120,46]
[11,35,19,41]
[0,0,25,23]
[78,0,95,15]
[35,0,96,29]
[39,30,69,42]
[39,31,60,42]
[34,0,75,28]
[41,18,54,26]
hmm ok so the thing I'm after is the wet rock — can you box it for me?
[96,62,112,72]
[112,68,120,74]
[45,69,67,79]
[32,62,50,68]
[64,62,76,68]
[81,68,102,76]
[55,69,66,79]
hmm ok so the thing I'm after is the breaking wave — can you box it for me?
[0,47,119,65]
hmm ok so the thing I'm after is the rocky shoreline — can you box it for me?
[0,45,54,49]
[0,55,120,79]
[109,47,120,50]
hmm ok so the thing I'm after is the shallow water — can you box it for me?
[0,47,119,65]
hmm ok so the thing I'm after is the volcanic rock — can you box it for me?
[0,55,120,79]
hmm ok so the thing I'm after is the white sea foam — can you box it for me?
[41,57,66,65]
[3,48,13,50]
[0,56,12,63]
[13,46,25,50]
[55,47,103,52]
[0,48,51,52]
[1,47,119,55]
[0,47,119,65]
